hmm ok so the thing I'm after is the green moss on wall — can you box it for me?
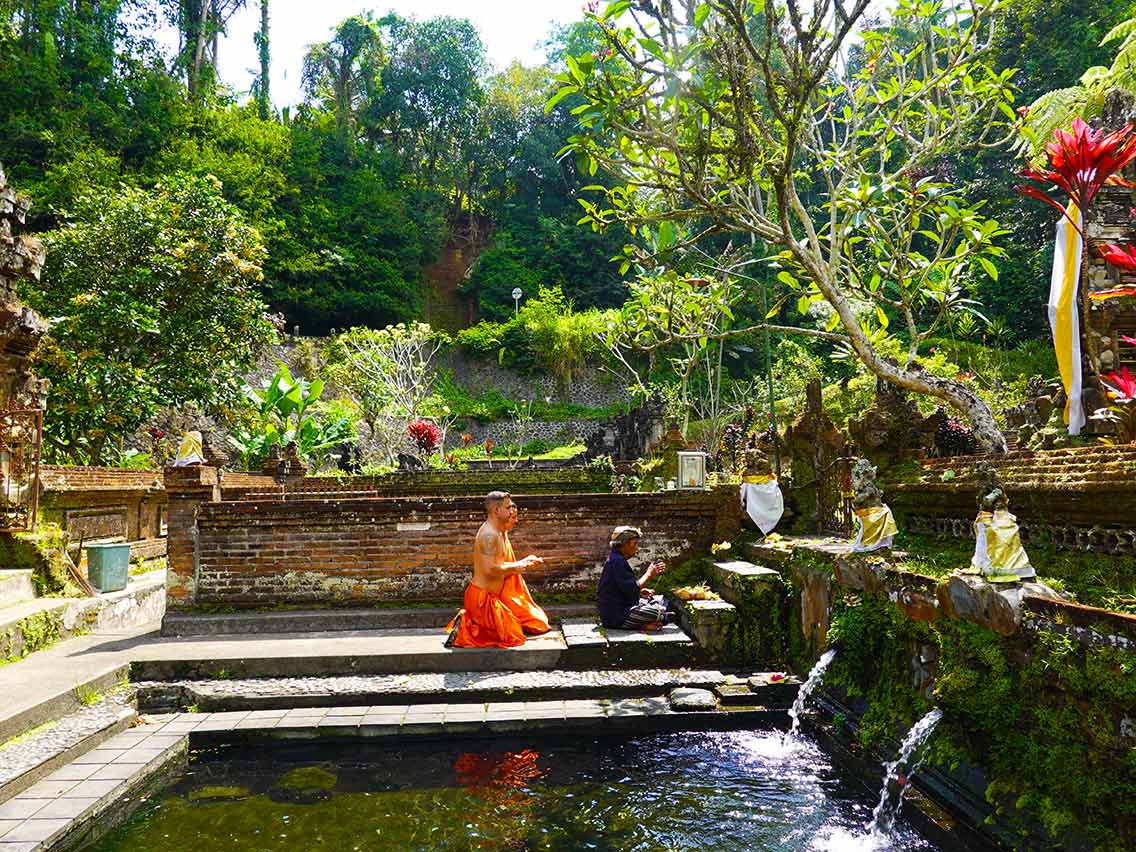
[824,591,1136,850]
[0,524,79,598]
[0,608,64,663]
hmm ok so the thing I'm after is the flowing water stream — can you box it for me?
[867,708,944,837]
[786,647,838,740]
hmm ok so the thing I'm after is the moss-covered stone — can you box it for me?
[0,523,79,598]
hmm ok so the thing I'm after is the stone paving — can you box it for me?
[0,692,134,799]
[136,667,730,711]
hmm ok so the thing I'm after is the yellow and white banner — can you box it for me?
[1048,204,1085,435]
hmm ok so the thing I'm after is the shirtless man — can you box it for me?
[445,491,552,648]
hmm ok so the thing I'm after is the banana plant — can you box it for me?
[229,364,353,469]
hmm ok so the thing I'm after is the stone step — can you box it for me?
[160,603,598,637]
[711,560,782,604]
[0,569,35,608]
[678,598,738,662]
[0,570,165,662]
[134,668,731,713]
[0,691,136,806]
[713,676,800,708]
[128,622,701,681]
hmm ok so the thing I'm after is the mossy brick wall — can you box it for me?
[884,446,1136,553]
[36,465,167,560]
[229,467,612,500]
[167,478,738,609]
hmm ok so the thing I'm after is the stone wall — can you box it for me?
[438,350,624,410]
[882,445,1136,553]
[754,537,1136,850]
[164,468,738,610]
[36,466,167,561]
[234,467,611,499]
[443,417,600,450]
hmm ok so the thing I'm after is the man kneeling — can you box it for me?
[446,491,551,648]
[597,526,670,630]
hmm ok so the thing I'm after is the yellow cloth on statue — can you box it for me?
[851,505,897,552]
[971,509,1034,582]
[173,431,205,466]
[741,474,775,484]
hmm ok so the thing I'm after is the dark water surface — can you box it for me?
[89,730,937,851]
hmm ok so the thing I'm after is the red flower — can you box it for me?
[1017,118,1136,228]
[406,419,442,454]
[1016,106,1031,117]
[1099,243,1136,271]
[1103,366,1136,402]
[1121,334,1136,347]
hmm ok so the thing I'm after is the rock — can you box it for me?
[669,687,717,711]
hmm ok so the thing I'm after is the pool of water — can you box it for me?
[88,730,939,851]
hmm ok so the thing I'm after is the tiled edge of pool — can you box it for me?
[0,698,784,852]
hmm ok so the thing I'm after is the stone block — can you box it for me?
[711,560,781,603]
[680,599,738,662]
[833,553,887,593]
[711,560,786,665]
[940,574,1021,636]
[668,687,717,711]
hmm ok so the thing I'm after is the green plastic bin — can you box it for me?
[85,542,131,593]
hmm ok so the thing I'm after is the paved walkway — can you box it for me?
[0,618,697,741]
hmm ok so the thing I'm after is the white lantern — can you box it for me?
[677,451,707,490]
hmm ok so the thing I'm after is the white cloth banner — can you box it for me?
[1047,204,1085,435]
[740,481,784,535]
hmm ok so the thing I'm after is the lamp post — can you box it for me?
[512,287,523,316]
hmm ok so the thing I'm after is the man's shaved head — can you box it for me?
[485,490,511,514]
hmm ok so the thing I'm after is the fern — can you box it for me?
[1019,15,1136,160]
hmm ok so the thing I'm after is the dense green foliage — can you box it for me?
[0,4,629,336]
[28,174,274,464]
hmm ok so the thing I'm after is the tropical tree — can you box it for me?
[162,0,248,99]
[555,0,1019,452]
[302,14,385,146]
[27,174,275,464]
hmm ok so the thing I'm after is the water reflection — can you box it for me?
[89,730,940,852]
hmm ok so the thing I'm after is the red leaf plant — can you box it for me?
[1093,366,1136,443]
[1017,118,1136,232]
[1091,244,1136,301]
[1103,366,1136,402]
[407,419,442,455]
[1122,335,1136,347]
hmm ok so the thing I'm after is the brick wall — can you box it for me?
[168,482,738,609]
[884,446,1136,553]
[38,465,167,559]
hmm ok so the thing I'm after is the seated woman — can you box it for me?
[596,526,670,629]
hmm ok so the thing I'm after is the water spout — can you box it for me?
[786,648,837,741]
[867,708,944,838]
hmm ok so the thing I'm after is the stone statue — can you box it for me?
[849,458,898,552]
[968,460,1035,582]
[739,446,784,535]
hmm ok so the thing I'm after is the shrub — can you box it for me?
[407,419,442,454]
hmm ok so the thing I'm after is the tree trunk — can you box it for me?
[256,0,270,120]
[782,187,1009,455]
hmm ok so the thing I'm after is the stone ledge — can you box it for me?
[747,536,1108,640]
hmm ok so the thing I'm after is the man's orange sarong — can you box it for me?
[446,540,550,648]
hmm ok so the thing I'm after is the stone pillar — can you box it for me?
[163,464,220,611]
